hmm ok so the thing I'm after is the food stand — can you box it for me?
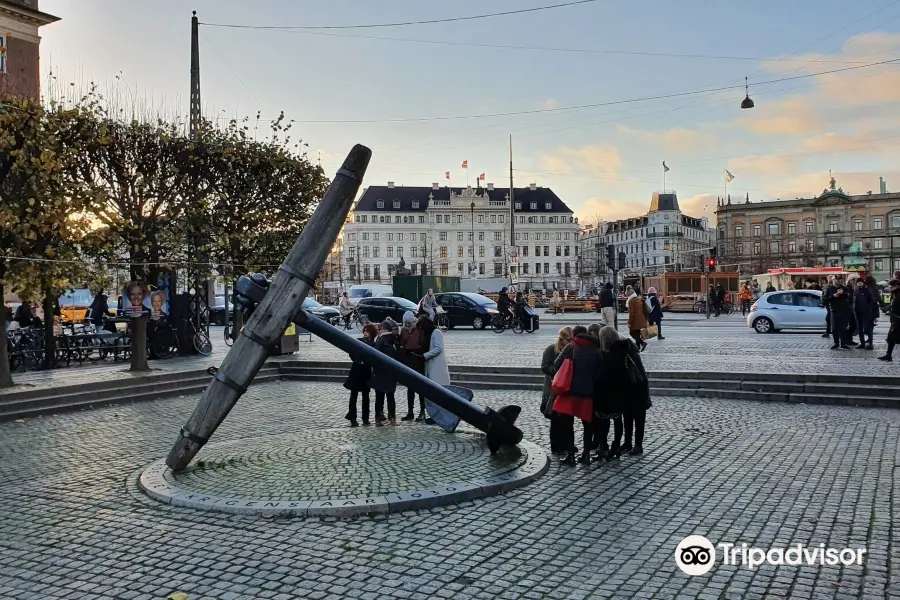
[753,267,849,291]
[643,272,740,312]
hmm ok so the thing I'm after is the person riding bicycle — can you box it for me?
[497,287,514,324]
[339,291,353,329]
[421,288,438,321]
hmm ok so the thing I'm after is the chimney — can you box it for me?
[529,183,537,191]
[387,181,394,188]
[432,182,439,190]
[487,182,494,191]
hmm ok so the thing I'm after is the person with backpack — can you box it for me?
[370,319,405,426]
[344,323,377,427]
[552,324,601,465]
[597,325,651,456]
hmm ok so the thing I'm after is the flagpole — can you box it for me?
[663,164,666,194]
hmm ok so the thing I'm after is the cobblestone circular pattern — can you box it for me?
[138,426,548,517]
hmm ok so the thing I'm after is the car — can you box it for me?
[356,296,419,324]
[347,284,393,306]
[747,290,825,333]
[59,288,94,322]
[301,297,341,325]
[208,296,234,325]
[433,292,498,330]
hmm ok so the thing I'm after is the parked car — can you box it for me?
[59,288,94,322]
[208,295,235,326]
[356,296,419,323]
[301,297,341,325]
[747,290,824,333]
[347,284,393,306]
[433,292,498,330]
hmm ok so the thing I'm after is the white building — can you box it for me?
[599,191,712,277]
[341,182,581,290]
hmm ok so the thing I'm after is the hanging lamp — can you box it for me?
[741,76,755,109]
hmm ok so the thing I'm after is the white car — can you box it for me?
[747,290,825,333]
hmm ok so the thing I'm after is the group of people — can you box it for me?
[343,311,450,426]
[823,271,900,360]
[541,323,652,465]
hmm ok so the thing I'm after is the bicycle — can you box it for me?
[224,319,235,347]
[434,307,449,332]
[490,312,524,334]
[348,308,370,331]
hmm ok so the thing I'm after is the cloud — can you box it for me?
[767,171,900,199]
[679,193,717,218]
[801,130,886,155]
[539,144,622,175]
[738,97,818,136]
[573,197,646,223]
[729,154,797,175]
[537,99,558,110]
[617,124,717,153]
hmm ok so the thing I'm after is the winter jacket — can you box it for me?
[369,332,405,393]
[887,292,900,344]
[852,287,877,320]
[88,295,111,326]
[647,294,663,324]
[598,287,615,308]
[540,343,560,416]
[552,334,601,398]
[597,338,651,415]
[344,337,374,392]
[400,325,425,373]
[627,296,649,331]
[825,285,852,315]
[423,329,450,385]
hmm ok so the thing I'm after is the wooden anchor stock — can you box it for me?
[165,144,372,472]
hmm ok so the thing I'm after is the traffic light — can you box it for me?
[617,251,626,270]
[606,245,616,270]
[708,247,717,271]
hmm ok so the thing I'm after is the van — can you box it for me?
[347,284,393,306]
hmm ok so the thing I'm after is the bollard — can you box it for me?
[129,315,150,372]
[165,144,371,472]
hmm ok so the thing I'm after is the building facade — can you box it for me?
[715,177,900,281]
[578,221,610,289]
[341,182,581,290]
[597,191,712,278]
[0,0,58,98]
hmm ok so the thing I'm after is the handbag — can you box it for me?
[644,324,659,339]
[625,354,645,386]
[551,357,573,395]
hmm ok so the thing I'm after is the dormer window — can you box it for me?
[545,202,552,210]
[412,200,420,208]
[393,200,400,208]
[530,202,537,209]
[515,202,522,209]
[376,200,384,208]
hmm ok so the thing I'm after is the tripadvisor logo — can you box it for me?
[675,536,867,575]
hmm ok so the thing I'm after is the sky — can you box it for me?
[38,0,900,225]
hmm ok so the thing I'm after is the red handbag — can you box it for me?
[551,358,573,395]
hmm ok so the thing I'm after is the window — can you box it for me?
[829,220,838,232]
[555,246,562,256]
[374,265,380,279]
[806,240,814,252]
[363,265,370,279]
[373,233,380,241]
[544,246,550,256]
[540,216,546,224]
[535,246,541,256]
[530,202,537,209]
[397,233,403,241]
[664,241,670,251]
[875,238,883,249]
[362,246,370,258]
[788,241,796,253]
[565,232,570,240]
[535,263,542,274]
[418,216,425,223]
[436,215,443,224]
[457,247,464,257]
[479,232,485,241]
[515,232,520,241]
[896,258,900,271]
[420,233,427,241]
[468,247,473,256]
[362,233,370,241]
[494,232,502,241]
[387,247,393,258]
[396,246,403,257]
[874,217,883,230]
[411,246,418,258]
[348,246,356,258]
[458,263,464,273]
[735,225,743,237]
[499,215,505,224]
[444,214,449,222]
[544,232,550,240]
[522,263,529,274]
[522,246,529,257]
[787,222,796,235]
[392,200,400,209]
[468,232,474,241]
[479,263,485,275]
[891,214,900,228]
[556,232,563,240]
[372,246,380,258]
[440,264,449,276]
[492,246,501,257]
[439,232,447,241]
[515,202,522,209]
[545,202,552,209]
[829,240,838,251]
[769,241,779,253]
[412,200,420,209]
[736,243,743,255]
[439,246,447,258]
[556,262,562,273]
[478,215,484,224]
[479,246,485,258]
[767,223,779,235]
[806,221,813,234]
[753,224,761,237]
[854,218,863,231]
[457,232,463,241]
[753,242,761,255]
[664,226,670,236]
[456,215,463,224]
[490,215,497,224]
[494,263,503,275]
[875,259,883,271]
[564,246,570,256]
[387,233,394,241]
[544,262,550,273]
[377,200,384,208]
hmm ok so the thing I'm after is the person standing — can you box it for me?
[550,289,562,315]
[822,275,834,338]
[825,275,852,350]
[765,282,776,293]
[715,283,726,317]
[399,311,426,421]
[345,323,377,426]
[739,281,752,316]
[88,292,112,333]
[646,287,664,340]
[878,279,900,361]
[598,282,615,327]
[852,278,877,350]
[339,291,353,329]
[13,302,34,328]
[541,326,573,455]
[552,325,600,465]
[370,321,404,425]
[420,316,450,422]
[627,286,649,351]
[597,325,651,457]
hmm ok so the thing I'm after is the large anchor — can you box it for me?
[165,145,522,473]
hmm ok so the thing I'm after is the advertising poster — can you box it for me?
[123,280,169,321]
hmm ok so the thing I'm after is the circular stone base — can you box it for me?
[138,427,548,517]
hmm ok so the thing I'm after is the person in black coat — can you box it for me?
[646,286,664,340]
[13,302,34,328]
[878,279,900,361]
[596,326,651,457]
[345,323,378,426]
[852,278,877,349]
[370,320,405,426]
[825,276,853,349]
[88,292,112,331]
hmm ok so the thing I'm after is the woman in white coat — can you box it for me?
[418,316,450,385]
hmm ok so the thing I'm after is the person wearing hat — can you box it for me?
[646,286,664,340]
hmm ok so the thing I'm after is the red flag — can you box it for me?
[445,171,450,180]
[479,173,485,180]
[461,160,468,169]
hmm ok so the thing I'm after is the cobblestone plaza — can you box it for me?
[2,370,899,599]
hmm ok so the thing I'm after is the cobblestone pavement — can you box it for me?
[8,315,898,393]
[1,381,898,599]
